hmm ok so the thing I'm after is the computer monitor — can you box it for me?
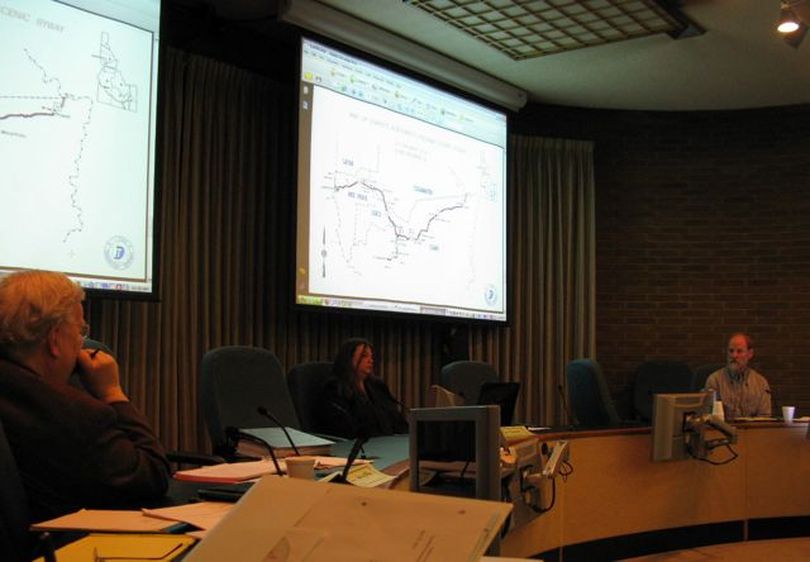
[651,392,713,462]
[477,382,520,426]
[409,405,500,502]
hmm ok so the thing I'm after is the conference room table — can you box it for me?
[501,420,810,561]
[164,421,807,560]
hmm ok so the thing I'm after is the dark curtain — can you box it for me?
[87,49,595,453]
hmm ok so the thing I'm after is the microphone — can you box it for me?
[332,435,369,484]
[557,383,575,427]
[225,426,283,476]
[257,406,301,456]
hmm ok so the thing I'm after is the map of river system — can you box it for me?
[307,86,506,313]
[0,0,156,280]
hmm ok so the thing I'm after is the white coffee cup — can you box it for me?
[712,400,725,421]
[285,455,316,479]
[782,406,796,424]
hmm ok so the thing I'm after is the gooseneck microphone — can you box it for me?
[257,406,301,456]
[557,383,575,428]
[333,434,369,484]
[225,426,283,476]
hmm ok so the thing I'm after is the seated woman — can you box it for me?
[317,338,408,439]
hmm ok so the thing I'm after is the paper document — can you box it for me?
[186,474,512,562]
[31,509,181,533]
[310,456,370,469]
[142,501,234,531]
[174,459,279,483]
[34,533,195,562]
[318,463,396,488]
[342,463,397,488]
[500,425,536,444]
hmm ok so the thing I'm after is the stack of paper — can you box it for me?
[238,427,335,458]
[31,502,236,546]
[142,502,235,533]
[173,457,365,483]
[500,425,536,445]
[174,459,279,483]
[31,509,184,533]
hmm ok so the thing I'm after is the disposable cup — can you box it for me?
[782,406,796,423]
[285,455,316,479]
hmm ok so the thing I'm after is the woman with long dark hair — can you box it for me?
[317,338,408,438]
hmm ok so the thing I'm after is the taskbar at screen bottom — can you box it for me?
[297,294,505,322]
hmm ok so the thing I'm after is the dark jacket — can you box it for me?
[0,358,170,522]
[317,375,408,439]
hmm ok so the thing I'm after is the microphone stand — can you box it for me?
[557,383,576,429]
[225,426,284,476]
[257,406,301,456]
[332,435,369,484]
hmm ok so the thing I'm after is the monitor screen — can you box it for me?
[651,392,713,462]
[0,0,161,295]
[477,382,520,426]
[295,37,508,323]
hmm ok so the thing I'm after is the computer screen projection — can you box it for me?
[0,0,160,294]
[295,37,508,323]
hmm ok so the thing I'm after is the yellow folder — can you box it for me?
[35,533,196,562]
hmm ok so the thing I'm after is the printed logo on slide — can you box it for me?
[104,236,135,270]
[484,284,498,306]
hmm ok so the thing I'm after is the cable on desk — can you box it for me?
[690,443,738,465]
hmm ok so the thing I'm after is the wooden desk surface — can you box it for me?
[502,423,810,558]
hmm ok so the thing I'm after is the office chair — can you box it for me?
[566,359,622,428]
[439,360,499,405]
[199,346,300,458]
[81,338,114,355]
[632,360,694,422]
[286,361,333,434]
[692,363,724,392]
[0,417,56,562]
[75,339,220,468]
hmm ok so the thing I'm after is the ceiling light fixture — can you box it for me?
[778,1,810,48]
[784,23,808,47]
[778,3,800,33]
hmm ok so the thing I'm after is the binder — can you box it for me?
[237,426,334,458]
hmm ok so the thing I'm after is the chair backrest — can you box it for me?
[566,359,621,427]
[632,360,694,422]
[0,417,31,562]
[692,362,724,392]
[199,346,300,456]
[286,361,333,434]
[439,361,499,405]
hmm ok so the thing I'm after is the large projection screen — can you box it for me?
[296,37,508,323]
[0,0,160,295]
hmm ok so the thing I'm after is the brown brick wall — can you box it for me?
[515,104,810,418]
